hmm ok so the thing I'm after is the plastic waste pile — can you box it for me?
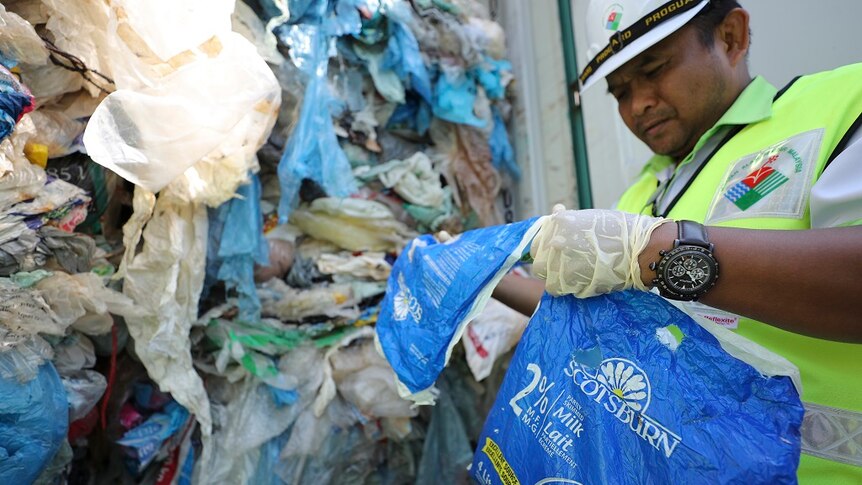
[0,0,525,483]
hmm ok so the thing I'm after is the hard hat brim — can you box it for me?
[580,0,709,92]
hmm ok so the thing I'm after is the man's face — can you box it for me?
[606,26,732,160]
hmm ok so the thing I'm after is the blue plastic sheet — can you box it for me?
[383,20,432,103]
[375,218,543,400]
[489,106,520,180]
[275,0,366,221]
[472,291,804,485]
[0,360,68,485]
[474,57,512,100]
[432,68,486,128]
[206,174,269,323]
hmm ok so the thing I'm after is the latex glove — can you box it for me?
[530,207,670,297]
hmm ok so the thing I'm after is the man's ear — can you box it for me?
[716,7,750,67]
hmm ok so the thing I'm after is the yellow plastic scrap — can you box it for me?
[24,143,48,168]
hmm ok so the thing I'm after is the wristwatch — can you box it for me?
[650,220,719,301]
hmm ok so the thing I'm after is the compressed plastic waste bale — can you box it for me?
[375,217,543,404]
[290,197,415,252]
[472,291,804,484]
[0,358,68,484]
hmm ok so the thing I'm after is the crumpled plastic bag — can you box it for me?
[326,333,417,418]
[316,251,391,281]
[471,291,804,485]
[290,197,415,252]
[0,359,68,485]
[259,277,383,322]
[35,271,144,335]
[462,297,528,381]
[356,152,445,207]
[375,217,543,404]
[432,64,485,128]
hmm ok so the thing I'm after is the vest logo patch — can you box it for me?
[707,128,824,223]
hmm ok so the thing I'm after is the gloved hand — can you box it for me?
[530,207,670,297]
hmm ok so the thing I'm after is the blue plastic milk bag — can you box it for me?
[376,217,543,404]
[472,291,804,485]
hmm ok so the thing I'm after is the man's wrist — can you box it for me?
[639,220,676,288]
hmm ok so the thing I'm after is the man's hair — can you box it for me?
[689,0,744,46]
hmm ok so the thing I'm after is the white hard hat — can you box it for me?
[580,0,710,91]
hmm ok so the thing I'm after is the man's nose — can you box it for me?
[630,82,658,117]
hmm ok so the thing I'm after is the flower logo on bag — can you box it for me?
[596,358,650,412]
[393,273,422,322]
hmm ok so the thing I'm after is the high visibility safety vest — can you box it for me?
[615,64,862,483]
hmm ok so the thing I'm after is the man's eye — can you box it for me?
[612,89,628,101]
[644,63,665,79]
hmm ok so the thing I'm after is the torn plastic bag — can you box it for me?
[375,217,543,404]
[290,197,415,252]
[206,175,269,322]
[353,42,405,104]
[473,56,512,100]
[83,31,279,196]
[275,18,358,221]
[259,278,384,322]
[355,152,445,207]
[463,298,528,381]
[28,110,87,158]
[383,18,433,103]
[489,106,520,180]
[416,384,473,485]
[0,358,68,485]
[432,64,485,128]
[471,291,804,485]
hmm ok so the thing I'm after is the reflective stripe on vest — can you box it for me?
[803,402,862,467]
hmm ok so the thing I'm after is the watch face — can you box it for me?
[658,246,718,297]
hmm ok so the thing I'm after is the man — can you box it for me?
[494,0,862,482]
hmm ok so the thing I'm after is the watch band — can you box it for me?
[677,220,711,249]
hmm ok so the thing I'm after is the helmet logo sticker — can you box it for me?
[605,4,624,32]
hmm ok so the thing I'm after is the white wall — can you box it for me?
[571,0,862,209]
